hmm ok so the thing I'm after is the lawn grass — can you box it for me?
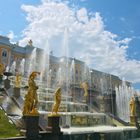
[0,108,20,138]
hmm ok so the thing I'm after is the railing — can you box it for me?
[107,113,129,126]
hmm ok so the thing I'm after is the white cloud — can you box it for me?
[118,38,132,45]
[7,30,17,43]
[19,0,140,83]
[77,8,88,23]
[7,31,15,40]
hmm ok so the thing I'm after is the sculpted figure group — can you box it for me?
[22,71,62,116]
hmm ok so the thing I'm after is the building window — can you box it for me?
[2,50,7,58]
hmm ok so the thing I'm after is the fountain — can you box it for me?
[5,66,9,72]
[70,59,76,102]
[19,59,25,76]
[39,40,50,83]
[0,29,139,140]
[99,73,109,95]
[10,61,16,75]
[115,78,133,122]
[62,28,69,92]
[56,67,62,86]
[28,48,37,76]
[0,63,138,140]
[70,59,75,84]
[39,50,47,82]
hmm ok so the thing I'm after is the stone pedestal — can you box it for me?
[40,131,63,140]
[13,87,20,98]
[135,96,140,121]
[4,78,11,90]
[47,115,60,134]
[93,133,101,140]
[130,116,137,126]
[0,75,3,84]
[23,115,39,139]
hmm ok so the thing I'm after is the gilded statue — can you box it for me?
[15,73,22,88]
[51,87,62,115]
[22,71,40,115]
[130,97,136,116]
[80,82,88,97]
[0,63,4,75]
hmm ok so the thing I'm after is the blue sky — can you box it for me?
[0,0,140,90]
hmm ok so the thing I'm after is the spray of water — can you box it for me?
[10,61,16,75]
[28,48,37,76]
[116,78,134,122]
[19,59,25,75]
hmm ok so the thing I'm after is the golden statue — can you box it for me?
[80,82,88,97]
[0,63,4,75]
[51,87,62,115]
[15,73,22,88]
[130,97,136,116]
[22,71,40,115]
